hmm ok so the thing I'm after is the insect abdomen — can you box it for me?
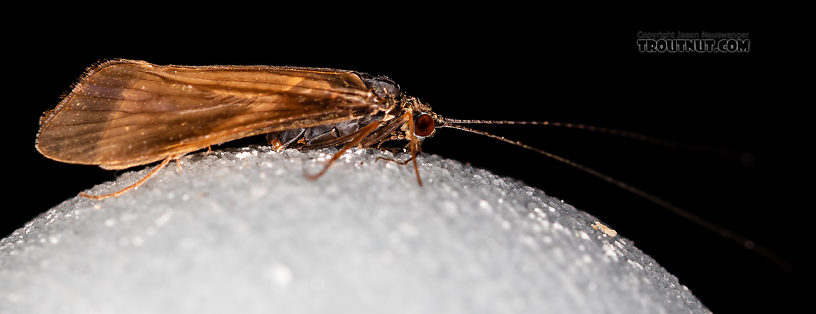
[269,112,388,149]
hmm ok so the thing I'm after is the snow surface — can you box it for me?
[1,147,709,314]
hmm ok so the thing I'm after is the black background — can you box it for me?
[5,5,806,313]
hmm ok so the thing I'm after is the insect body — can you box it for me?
[36,59,438,198]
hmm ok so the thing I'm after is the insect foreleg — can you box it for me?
[405,111,422,187]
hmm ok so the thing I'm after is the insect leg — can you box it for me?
[370,113,423,182]
[304,121,381,181]
[375,154,416,165]
[373,136,417,164]
[375,134,408,149]
[80,155,175,200]
[171,154,187,173]
[406,111,423,187]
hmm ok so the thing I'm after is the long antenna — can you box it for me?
[438,122,792,273]
[442,118,748,161]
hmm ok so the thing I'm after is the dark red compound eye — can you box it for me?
[414,114,435,137]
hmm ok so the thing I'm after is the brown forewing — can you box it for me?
[36,60,387,169]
